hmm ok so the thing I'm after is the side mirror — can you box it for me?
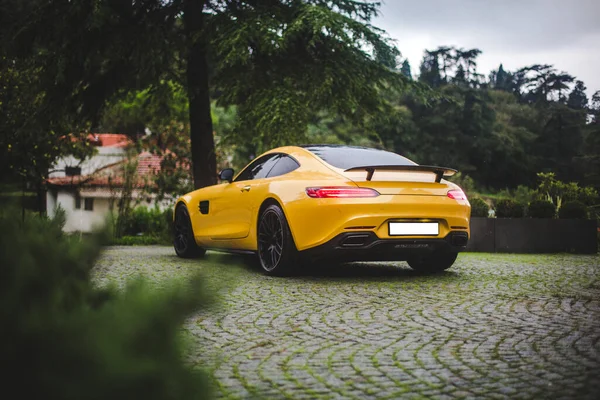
[218,168,234,183]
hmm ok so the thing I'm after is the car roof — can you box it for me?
[298,144,376,150]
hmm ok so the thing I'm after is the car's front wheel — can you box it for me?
[257,204,298,276]
[174,205,206,258]
[407,251,457,273]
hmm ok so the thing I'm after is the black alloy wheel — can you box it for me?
[174,205,206,258]
[257,204,297,275]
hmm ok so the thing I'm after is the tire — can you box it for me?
[407,250,457,273]
[257,204,298,276]
[173,205,206,258]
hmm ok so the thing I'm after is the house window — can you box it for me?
[84,198,94,211]
[75,194,81,209]
[65,166,82,176]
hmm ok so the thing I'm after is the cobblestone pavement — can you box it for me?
[95,247,600,399]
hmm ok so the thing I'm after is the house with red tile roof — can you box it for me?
[46,134,174,232]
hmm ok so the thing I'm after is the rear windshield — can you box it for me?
[302,145,416,169]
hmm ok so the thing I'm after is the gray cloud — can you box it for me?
[374,0,600,93]
[377,0,599,52]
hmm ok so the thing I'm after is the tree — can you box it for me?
[419,46,481,88]
[453,65,467,85]
[400,60,412,80]
[567,80,588,110]
[3,0,412,189]
[535,104,585,181]
[419,51,443,88]
[576,90,600,188]
[0,55,93,212]
[516,64,575,103]
[454,47,482,85]
[489,64,511,91]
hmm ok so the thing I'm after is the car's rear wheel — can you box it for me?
[174,205,206,258]
[407,250,457,273]
[257,204,297,276]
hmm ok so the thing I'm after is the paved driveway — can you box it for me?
[95,247,600,399]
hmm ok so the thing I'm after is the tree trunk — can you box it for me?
[36,180,46,216]
[184,0,216,189]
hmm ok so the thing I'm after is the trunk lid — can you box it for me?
[341,165,457,196]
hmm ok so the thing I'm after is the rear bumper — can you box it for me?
[285,195,471,251]
[300,231,469,262]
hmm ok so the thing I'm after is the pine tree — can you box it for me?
[401,60,412,80]
[453,65,466,85]
[419,51,442,88]
[495,64,510,90]
[567,80,589,110]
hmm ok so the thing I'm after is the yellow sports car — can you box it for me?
[174,145,471,275]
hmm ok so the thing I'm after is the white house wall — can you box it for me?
[48,188,171,233]
[48,191,109,233]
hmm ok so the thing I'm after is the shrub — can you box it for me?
[513,185,536,205]
[558,201,589,219]
[470,197,490,217]
[494,199,525,218]
[527,200,556,219]
[536,172,599,206]
[448,172,476,196]
[0,209,210,400]
[118,206,173,241]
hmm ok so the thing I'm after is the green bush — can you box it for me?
[536,172,599,206]
[558,201,589,219]
[527,200,556,219]
[118,206,173,241]
[494,199,525,218]
[448,172,476,196]
[470,197,490,217]
[0,209,210,400]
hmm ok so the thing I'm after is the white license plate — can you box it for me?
[389,222,439,236]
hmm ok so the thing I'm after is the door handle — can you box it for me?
[241,185,251,192]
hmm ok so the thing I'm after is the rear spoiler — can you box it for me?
[344,165,458,183]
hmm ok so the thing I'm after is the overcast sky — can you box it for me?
[373,0,600,97]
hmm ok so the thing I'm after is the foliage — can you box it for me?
[512,185,537,205]
[497,185,537,206]
[494,199,525,218]
[469,198,490,218]
[2,0,599,198]
[0,209,210,400]
[448,173,476,196]
[535,172,599,206]
[3,0,417,189]
[118,206,173,243]
[558,201,589,219]
[0,56,95,211]
[527,200,556,219]
[567,81,588,110]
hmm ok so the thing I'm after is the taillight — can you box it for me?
[306,187,380,198]
[447,189,467,200]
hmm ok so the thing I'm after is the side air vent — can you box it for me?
[199,201,209,215]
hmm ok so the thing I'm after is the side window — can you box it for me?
[266,156,300,178]
[84,198,94,211]
[234,154,280,182]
